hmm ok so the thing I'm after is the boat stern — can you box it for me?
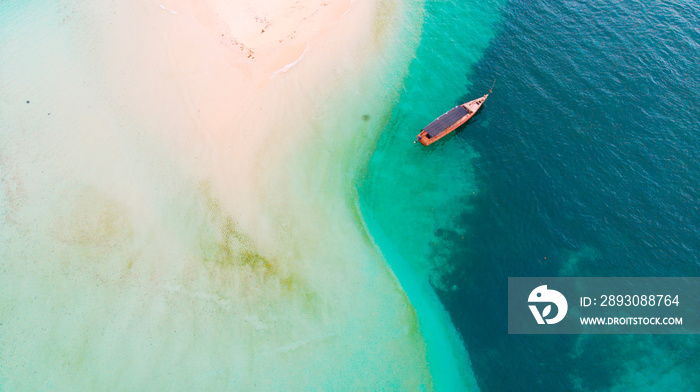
[416,130,432,146]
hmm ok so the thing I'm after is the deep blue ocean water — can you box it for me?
[362,0,700,390]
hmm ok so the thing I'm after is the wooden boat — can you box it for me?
[416,94,488,146]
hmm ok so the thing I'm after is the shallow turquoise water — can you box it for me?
[362,0,700,390]
[360,0,505,286]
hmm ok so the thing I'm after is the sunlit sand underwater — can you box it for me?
[0,0,485,390]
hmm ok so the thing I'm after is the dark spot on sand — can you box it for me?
[361,114,370,121]
[26,100,30,104]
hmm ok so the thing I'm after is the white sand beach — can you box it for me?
[0,0,476,390]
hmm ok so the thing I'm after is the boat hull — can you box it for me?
[416,94,488,146]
